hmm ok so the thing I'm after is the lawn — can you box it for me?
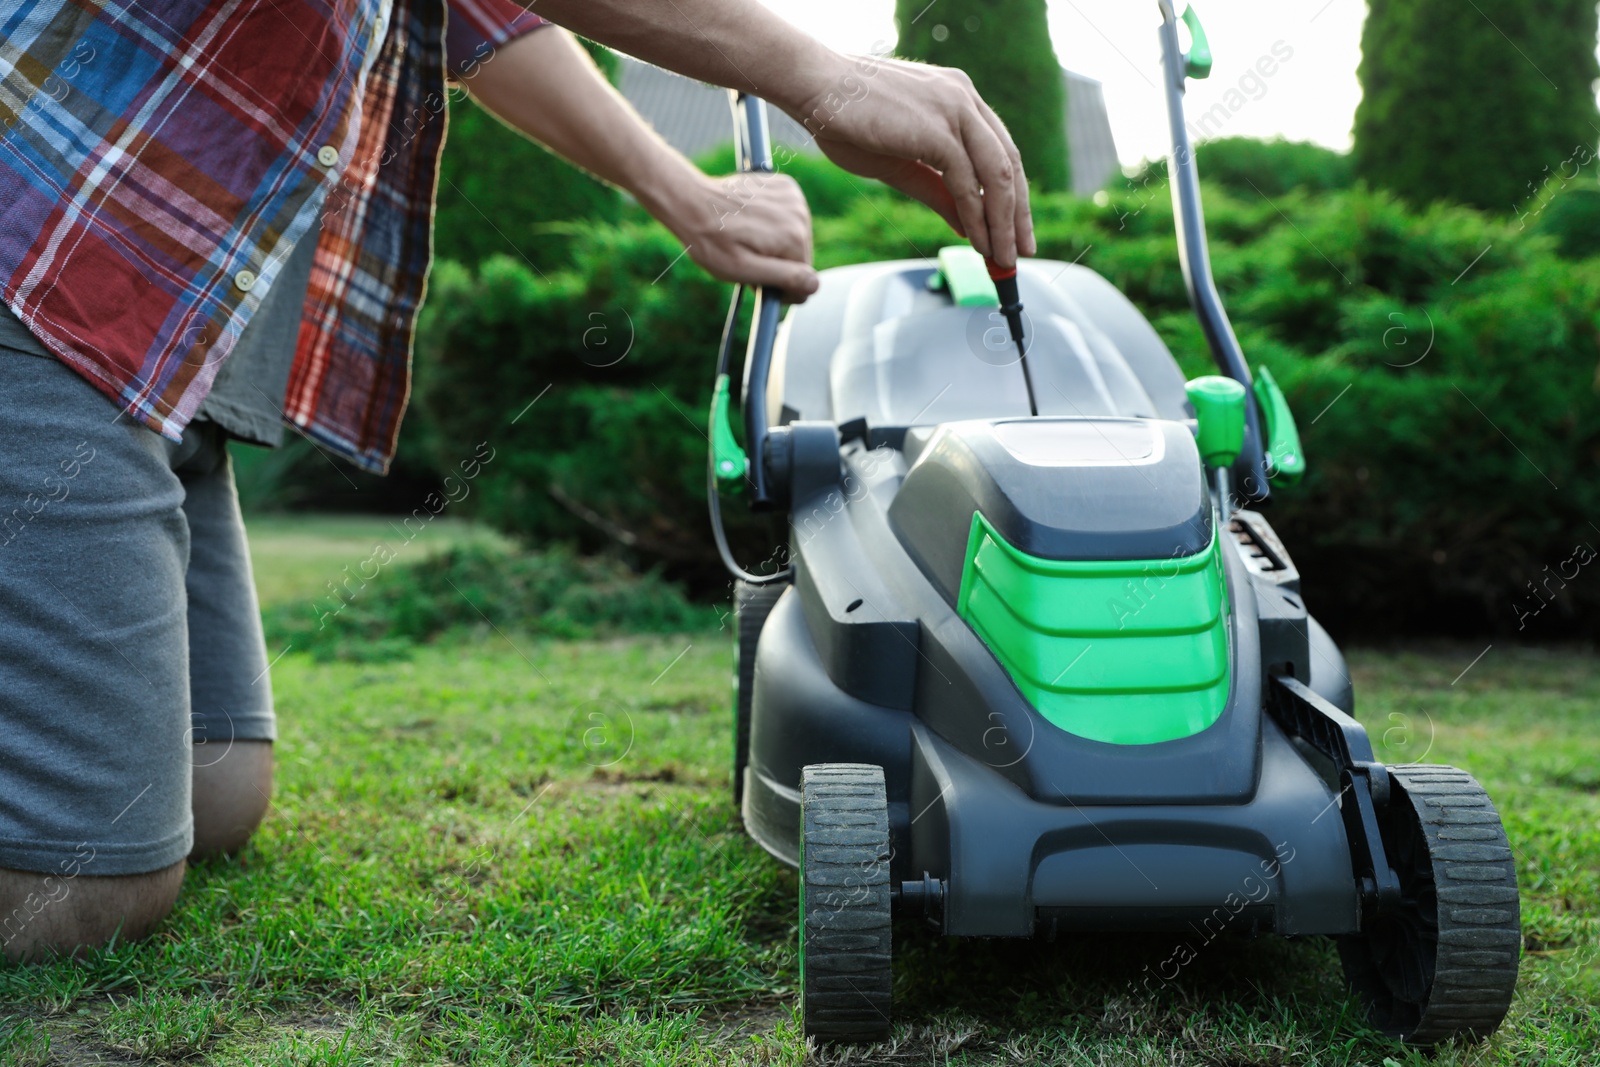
[1,517,1595,1066]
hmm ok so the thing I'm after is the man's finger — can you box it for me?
[725,251,820,300]
[958,103,1017,268]
[972,96,1035,258]
[935,144,990,259]
[703,175,815,277]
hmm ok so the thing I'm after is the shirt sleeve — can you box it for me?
[446,0,550,81]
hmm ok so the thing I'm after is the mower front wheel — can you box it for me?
[799,763,893,1043]
[1338,764,1521,1045]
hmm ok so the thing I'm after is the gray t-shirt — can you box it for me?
[0,230,318,448]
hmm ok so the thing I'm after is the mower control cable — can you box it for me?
[986,259,1037,415]
[707,281,794,587]
[704,91,794,587]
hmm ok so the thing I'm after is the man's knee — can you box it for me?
[0,861,185,962]
[191,739,274,860]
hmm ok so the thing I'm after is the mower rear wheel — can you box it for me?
[1338,764,1521,1046]
[732,581,785,807]
[800,763,893,1043]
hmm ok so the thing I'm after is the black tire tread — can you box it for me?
[1346,764,1521,1046]
[801,763,892,1043]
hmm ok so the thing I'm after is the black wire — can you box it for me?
[707,283,793,586]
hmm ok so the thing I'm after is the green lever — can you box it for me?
[1186,375,1246,469]
[929,245,1000,307]
[710,374,747,483]
[1252,365,1305,487]
[1181,4,1213,79]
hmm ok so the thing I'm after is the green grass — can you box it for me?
[1,517,1595,1065]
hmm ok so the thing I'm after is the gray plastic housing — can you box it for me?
[739,257,1362,940]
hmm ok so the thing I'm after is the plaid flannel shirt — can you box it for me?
[0,0,543,472]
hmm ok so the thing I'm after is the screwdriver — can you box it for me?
[986,258,1037,415]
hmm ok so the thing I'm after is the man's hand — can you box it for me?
[792,57,1035,269]
[463,29,817,298]
[529,0,1037,269]
[653,172,818,299]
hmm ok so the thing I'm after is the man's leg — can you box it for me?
[191,744,273,858]
[0,353,197,961]
[0,864,185,961]
[179,423,276,859]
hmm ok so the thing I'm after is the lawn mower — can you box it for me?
[708,2,1520,1046]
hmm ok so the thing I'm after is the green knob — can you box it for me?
[1186,375,1246,469]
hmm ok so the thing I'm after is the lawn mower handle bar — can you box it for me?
[729,27,1272,505]
[1157,1,1273,504]
[732,92,785,509]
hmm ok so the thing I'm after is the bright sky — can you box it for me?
[758,0,1369,168]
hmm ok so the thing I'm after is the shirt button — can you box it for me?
[316,145,340,168]
[234,270,257,293]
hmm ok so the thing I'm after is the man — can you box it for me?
[0,0,1034,959]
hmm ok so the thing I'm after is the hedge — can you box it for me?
[412,181,1600,640]
[1128,137,1353,199]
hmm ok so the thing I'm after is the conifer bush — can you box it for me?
[415,179,1600,637]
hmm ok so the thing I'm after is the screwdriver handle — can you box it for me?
[984,258,1025,338]
[985,259,1019,304]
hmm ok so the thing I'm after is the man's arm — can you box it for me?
[523,0,1034,268]
[464,28,819,297]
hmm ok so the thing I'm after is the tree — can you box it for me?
[1352,0,1600,212]
[894,0,1070,193]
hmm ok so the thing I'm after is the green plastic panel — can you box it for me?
[932,245,1000,307]
[1253,365,1305,487]
[956,512,1231,745]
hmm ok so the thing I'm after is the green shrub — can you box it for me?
[413,225,785,591]
[263,542,710,659]
[1131,138,1353,199]
[414,176,1600,639]
[1080,186,1600,638]
[1536,186,1600,259]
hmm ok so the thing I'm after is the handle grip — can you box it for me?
[729,91,783,508]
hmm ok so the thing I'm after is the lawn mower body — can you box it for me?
[714,2,1519,1046]
[740,256,1361,940]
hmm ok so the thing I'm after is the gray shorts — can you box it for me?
[0,353,275,877]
